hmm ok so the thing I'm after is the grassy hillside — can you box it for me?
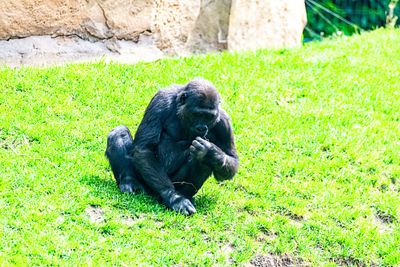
[1,28,400,265]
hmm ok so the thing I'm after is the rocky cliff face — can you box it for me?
[0,0,307,67]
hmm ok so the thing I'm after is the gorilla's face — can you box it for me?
[177,80,220,139]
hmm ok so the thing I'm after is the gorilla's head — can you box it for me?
[177,79,221,140]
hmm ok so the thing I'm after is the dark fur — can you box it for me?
[105,79,239,215]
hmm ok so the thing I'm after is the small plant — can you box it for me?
[386,0,399,27]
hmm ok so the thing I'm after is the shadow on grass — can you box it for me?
[78,173,161,213]
[78,172,220,216]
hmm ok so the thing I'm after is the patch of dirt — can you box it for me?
[375,209,396,224]
[255,234,275,243]
[388,177,399,192]
[256,227,278,243]
[372,215,393,233]
[234,184,249,192]
[276,208,305,222]
[238,206,258,215]
[0,134,33,150]
[320,144,332,152]
[84,205,105,223]
[220,243,235,265]
[275,96,296,106]
[332,256,368,267]
[119,215,145,226]
[248,254,307,267]
[119,216,136,226]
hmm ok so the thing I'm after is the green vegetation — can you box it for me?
[1,28,400,265]
[305,0,400,39]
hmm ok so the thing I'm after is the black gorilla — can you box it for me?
[106,79,239,215]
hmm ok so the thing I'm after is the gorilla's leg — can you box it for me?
[172,156,212,200]
[105,125,147,193]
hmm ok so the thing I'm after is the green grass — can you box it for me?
[1,28,400,266]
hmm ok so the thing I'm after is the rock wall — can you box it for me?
[0,0,307,67]
[186,0,232,52]
[152,0,201,54]
[0,0,153,40]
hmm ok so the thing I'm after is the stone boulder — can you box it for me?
[186,0,232,52]
[228,0,307,51]
[0,0,307,67]
[152,0,201,54]
[0,0,153,40]
[0,35,164,68]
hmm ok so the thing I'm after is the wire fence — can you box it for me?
[304,0,400,40]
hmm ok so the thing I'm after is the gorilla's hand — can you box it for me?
[190,137,217,161]
[161,189,196,216]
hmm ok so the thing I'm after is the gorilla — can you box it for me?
[105,78,239,215]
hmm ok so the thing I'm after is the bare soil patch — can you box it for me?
[84,205,105,223]
[249,254,307,267]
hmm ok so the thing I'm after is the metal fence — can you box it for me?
[305,0,399,39]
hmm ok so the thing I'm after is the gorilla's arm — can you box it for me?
[190,110,239,181]
[132,92,196,215]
